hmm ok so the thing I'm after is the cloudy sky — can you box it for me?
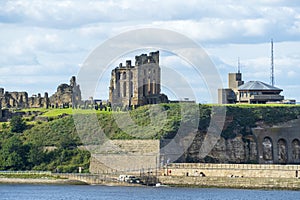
[1,0,300,103]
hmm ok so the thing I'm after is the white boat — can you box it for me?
[154,183,168,187]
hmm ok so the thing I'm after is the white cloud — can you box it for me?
[1,0,300,102]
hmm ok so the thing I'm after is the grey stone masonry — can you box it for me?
[109,51,168,108]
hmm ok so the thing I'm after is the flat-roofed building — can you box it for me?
[218,72,291,104]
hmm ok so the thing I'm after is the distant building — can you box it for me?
[237,81,284,104]
[0,88,49,109]
[218,72,289,104]
[109,51,168,108]
[0,76,82,109]
[49,76,82,108]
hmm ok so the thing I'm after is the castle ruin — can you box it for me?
[0,76,81,110]
[109,51,168,108]
[0,88,49,109]
[50,76,81,108]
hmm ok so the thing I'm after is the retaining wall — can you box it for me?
[164,163,300,178]
[159,176,300,190]
[89,140,160,173]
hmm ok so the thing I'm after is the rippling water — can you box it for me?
[1,184,300,200]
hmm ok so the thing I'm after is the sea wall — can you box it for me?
[89,140,160,173]
[163,163,300,178]
[159,176,300,190]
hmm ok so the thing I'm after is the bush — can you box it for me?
[10,116,27,133]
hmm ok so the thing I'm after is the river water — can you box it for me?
[1,184,300,200]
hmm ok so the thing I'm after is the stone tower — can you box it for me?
[0,102,2,119]
[218,72,244,104]
[228,72,244,90]
[109,51,168,108]
[44,92,49,108]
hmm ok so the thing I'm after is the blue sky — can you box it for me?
[1,0,300,103]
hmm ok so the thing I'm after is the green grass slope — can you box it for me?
[1,103,300,171]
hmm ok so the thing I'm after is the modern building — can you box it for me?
[218,72,287,104]
[237,81,284,104]
[109,51,168,108]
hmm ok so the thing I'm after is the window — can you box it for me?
[130,71,133,79]
[123,82,126,97]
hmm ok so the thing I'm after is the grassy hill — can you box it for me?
[1,103,300,172]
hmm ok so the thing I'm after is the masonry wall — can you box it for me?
[253,118,300,164]
[89,140,160,174]
[159,176,300,190]
[109,51,162,107]
[163,163,300,178]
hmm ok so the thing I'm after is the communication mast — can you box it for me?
[270,39,274,86]
[238,57,241,73]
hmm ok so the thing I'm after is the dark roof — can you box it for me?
[238,81,282,91]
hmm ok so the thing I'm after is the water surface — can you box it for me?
[1,184,299,200]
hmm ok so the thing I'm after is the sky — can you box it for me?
[1,0,300,103]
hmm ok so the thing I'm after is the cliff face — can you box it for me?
[180,105,300,164]
[183,132,257,164]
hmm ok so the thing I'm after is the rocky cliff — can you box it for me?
[181,131,257,164]
[179,105,300,164]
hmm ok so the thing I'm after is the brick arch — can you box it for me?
[278,138,288,164]
[292,139,300,163]
[262,137,273,161]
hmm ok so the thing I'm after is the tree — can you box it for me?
[0,136,27,170]
[10,115,26,133]
[27,143,44,168]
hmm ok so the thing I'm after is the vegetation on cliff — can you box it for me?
[0,104,300,171]
[0,116,90,173]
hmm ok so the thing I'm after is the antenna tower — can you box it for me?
[238,57,241,73]
[270,39,274,86]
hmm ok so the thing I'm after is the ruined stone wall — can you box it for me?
[0,90,29,108]
[0,104,2,119]
[28,93,49,108]
[49,76,81,108]
[0,87,49,109]
[0,76,80,109]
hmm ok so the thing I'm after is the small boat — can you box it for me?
[154,182,168,187]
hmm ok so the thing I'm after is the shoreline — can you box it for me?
[0,177,145,187]
[158,176,300,191]
[0,177,88,185]
[2,176,300,191]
